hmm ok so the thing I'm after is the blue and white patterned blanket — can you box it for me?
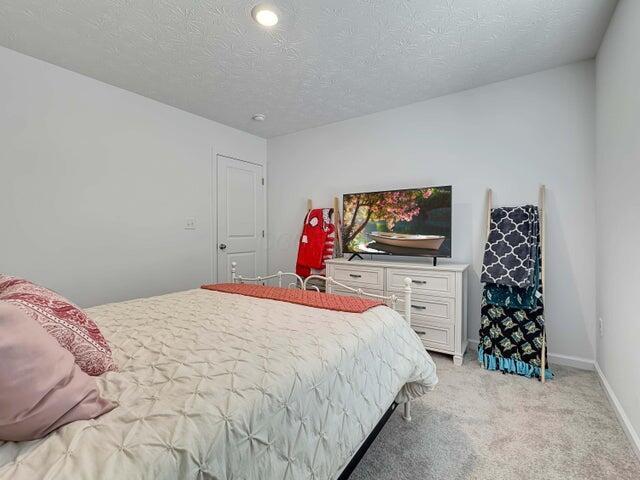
[481,205,539,288]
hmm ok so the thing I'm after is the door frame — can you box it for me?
[211,151,267,283]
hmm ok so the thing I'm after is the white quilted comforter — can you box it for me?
[0,289,437,480]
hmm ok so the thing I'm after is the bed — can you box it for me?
[0,279,437,479]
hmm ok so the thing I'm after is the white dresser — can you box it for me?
[325,258,469,365]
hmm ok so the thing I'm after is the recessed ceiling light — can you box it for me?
[252,113,266,122]
[251,4,279,27]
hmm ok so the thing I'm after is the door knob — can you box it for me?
[219,243,227,250]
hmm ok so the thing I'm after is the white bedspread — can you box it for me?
[0,289,437,480]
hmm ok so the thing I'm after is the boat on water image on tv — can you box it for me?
[342,186,452,257]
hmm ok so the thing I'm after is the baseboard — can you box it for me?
[595,362,640,461]
[466,339,595,370]
[467,338,479,352]
[546,352,595,370]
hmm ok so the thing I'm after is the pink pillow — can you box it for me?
[0,302,115,441]
[0,275,116,376]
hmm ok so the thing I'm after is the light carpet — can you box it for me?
[350,350,640,480]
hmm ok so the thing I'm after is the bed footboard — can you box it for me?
[230,262,304,289]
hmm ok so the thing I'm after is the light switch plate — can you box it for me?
[599,317,604,337]
[185,217,196,230]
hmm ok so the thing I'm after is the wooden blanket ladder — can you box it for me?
[484,185,548,382]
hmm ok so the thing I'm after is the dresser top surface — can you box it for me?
[325,257,468,272]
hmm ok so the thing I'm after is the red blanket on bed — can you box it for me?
[201,283,383,313]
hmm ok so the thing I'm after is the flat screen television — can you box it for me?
[342,186,452,258]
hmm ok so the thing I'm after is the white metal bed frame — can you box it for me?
[230,261,414,421]
[231,263,305,289]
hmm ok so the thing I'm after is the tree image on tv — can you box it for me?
[342,186,452,256]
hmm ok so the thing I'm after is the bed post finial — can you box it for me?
[231,262,237,284]
[403,277,412,326]
[401,275,412,425]
[403,401,412,422]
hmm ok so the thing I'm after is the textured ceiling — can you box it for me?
[0,0,617,138]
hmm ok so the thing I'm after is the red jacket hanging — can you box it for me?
[296,208,335,278]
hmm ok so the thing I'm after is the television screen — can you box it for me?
[342,186,452,258]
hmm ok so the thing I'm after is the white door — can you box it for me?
[216,155,266,282]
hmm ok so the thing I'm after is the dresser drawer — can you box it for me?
[411,323,455,352]
[331,265,384,290]
[394,295,455,325]
[387,268,455,297]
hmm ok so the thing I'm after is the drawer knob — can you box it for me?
[414,330,426,335]
[349,274,362,278]
[412,280,427,285]
[411,305,427,310]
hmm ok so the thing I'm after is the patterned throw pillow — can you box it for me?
[0,275,116,376]
[0,302,115,441]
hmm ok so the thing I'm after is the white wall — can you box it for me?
[0,46,266,307]
[268,61,597,363]
[595,0,640,450]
